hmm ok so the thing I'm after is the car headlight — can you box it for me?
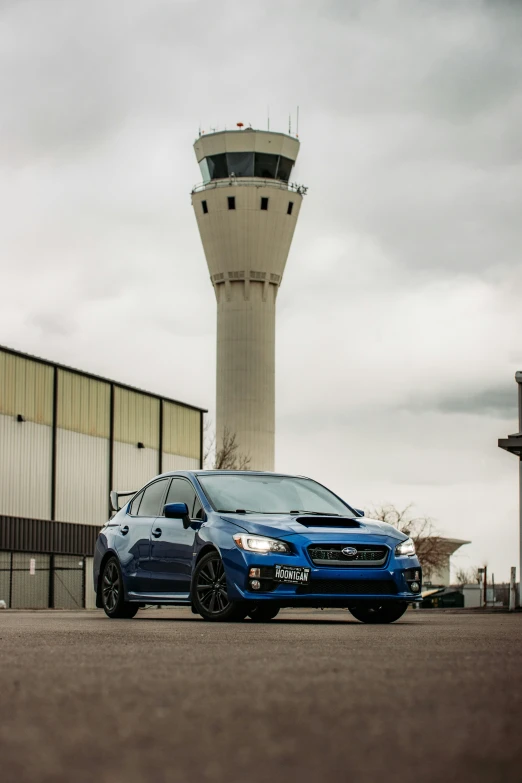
[395,537,416,557]
[233,533,291,554]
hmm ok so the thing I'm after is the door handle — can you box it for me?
[120,525,129,535]
[152,528,162,538]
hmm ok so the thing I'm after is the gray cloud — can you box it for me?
[435,387,517,419]
[400,387,518,420]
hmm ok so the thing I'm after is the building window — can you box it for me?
[261,197,269,211]
[276,156,293,182]
[228,196,236,210]
[254,153,279,179]
[200,153,294,183]
[201,200,208,214]
[287,201,294,215]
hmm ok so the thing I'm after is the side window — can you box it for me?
[137,479,169,517]
[193,495,203,520]
[129,490,144,516]
[165,478,198,518]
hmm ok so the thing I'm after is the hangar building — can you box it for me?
[0,345,205,610]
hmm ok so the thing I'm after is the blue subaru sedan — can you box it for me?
[94,471,422,624]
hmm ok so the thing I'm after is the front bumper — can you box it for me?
[223,546,422,605]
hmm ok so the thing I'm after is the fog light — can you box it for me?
[410,581,420,593]
[249,568,261,578]
[250,579,261,590]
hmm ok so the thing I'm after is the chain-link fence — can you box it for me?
[0,551,86,608]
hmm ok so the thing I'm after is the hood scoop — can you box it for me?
[296,517,361,528]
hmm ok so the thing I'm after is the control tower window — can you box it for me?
[201,200,208,214]
[228,196,236,210]
[276,156,293,183]
[199,158,211,183]
[226,152,254,178]
[200,152,295,182]
[207,153,228,180]
[287,201,294,215]
[261,197,269,210]
[254,153,279,179]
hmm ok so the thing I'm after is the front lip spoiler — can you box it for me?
[231,582,421,602]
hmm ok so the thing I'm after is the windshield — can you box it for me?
[197,474,354,516]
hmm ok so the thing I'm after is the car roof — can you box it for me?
[156,470,310,479]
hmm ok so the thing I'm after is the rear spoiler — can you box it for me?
[110,490,137,514]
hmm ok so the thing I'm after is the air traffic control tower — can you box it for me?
[191,126,306,470]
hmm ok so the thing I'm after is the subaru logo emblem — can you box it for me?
[342,547,358,557]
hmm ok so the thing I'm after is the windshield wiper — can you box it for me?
[217,509,344,516]
[218,509,262,514]
[290,510,342,516]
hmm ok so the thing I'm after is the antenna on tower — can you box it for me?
[288,113,291,134]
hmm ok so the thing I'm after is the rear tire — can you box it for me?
[248,604,281,622]
[192,551,248,622]
[101,557,139,619]
[348,602,408,624]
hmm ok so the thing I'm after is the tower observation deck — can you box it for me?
[191,127,306,470]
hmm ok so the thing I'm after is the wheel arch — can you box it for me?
[194,544,220,568]
[95,550,119,608]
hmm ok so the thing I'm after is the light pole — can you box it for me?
[498,370,522,606]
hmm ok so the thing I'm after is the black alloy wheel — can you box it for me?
[101,557,139,619]
[348,601,408,624]
[248,604,281,622]
[192,551,248,622]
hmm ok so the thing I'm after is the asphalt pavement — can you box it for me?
[1,608,521,783]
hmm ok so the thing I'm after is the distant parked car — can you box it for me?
[94,471,422,624]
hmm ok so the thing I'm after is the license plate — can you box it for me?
[274,564,310,584]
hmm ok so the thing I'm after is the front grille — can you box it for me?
[307,544,389,567]
[297,580,397,596]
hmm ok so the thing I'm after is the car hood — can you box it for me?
[219,513,406,542]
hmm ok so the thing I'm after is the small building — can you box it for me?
[421,537,471,588]
[0,345,206,609]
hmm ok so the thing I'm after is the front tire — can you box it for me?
[348,602,408,624]
[192,551,248,622]
[101,557,139,619]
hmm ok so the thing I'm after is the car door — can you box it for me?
[115,478,169,595]
[148,477,203,593]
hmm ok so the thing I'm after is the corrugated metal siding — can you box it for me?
[11,552,50,609]
[112,442,159,493]
[162,453,200,472]
[0,350,53,424]
[84,556,97,609]
[163,402,201,459]
[53,554,85,609]
[0,413,52,518]
[114,387,160,448]
[0,516,99,556]
[0,551,10,605]
[55,429,109,526]
[57,370,110,437]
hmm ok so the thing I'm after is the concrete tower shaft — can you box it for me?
[191,129,304,470]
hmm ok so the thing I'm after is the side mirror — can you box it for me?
[164,502,189,519]
[354,508,365,517]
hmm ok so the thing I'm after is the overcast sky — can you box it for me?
[1,0,521,580]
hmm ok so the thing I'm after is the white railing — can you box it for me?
[191,178,308,195]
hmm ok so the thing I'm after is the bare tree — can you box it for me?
[366,503,448,580]
[202,417,215,469]
[455,567,481,586]
[203,421,251,470]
